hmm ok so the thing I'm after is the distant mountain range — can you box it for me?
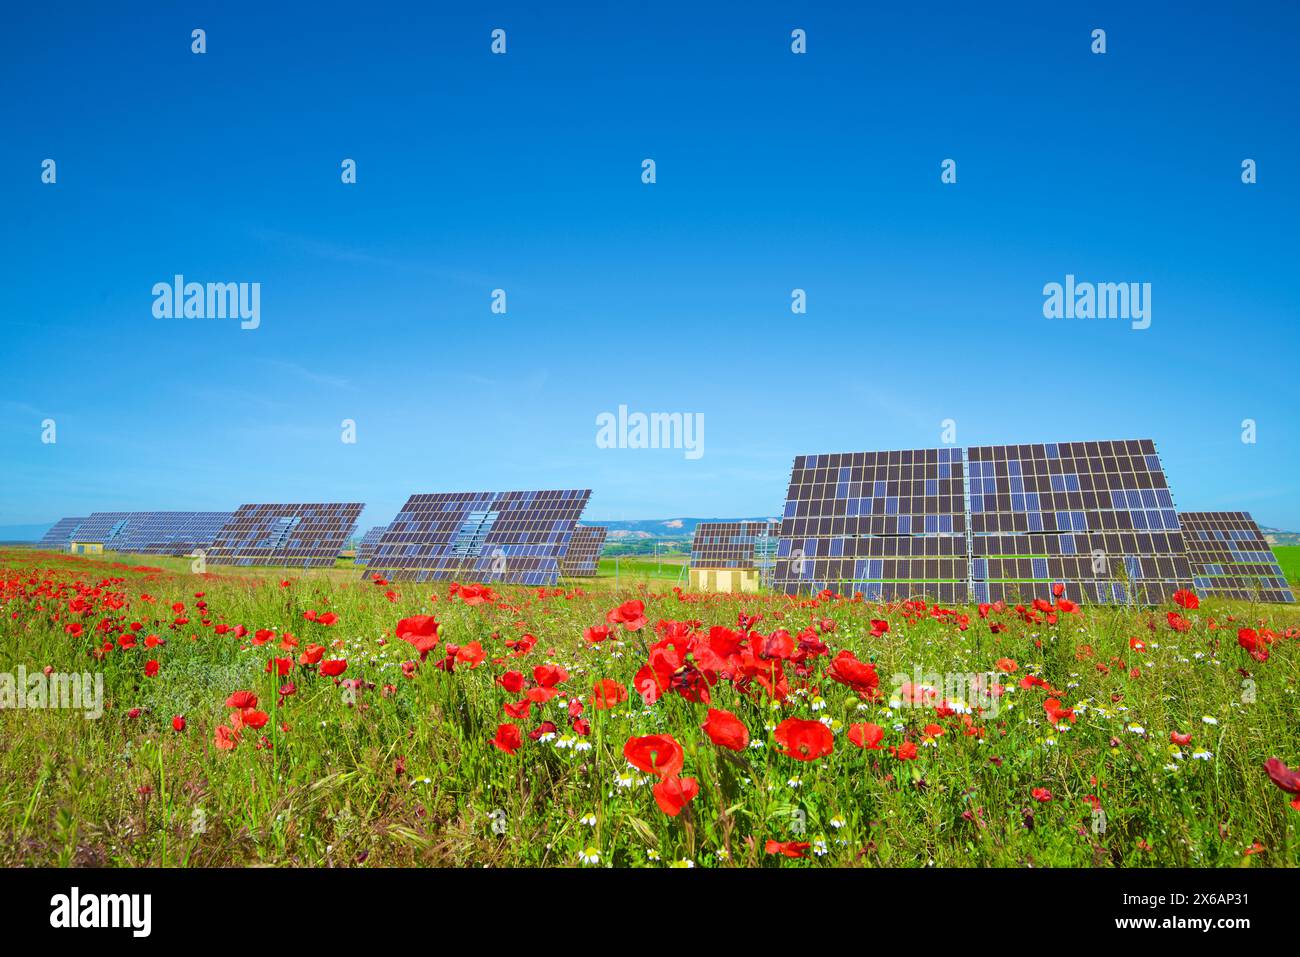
[1261,527,1300,547]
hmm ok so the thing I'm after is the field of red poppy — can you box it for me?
[1,545,1298,868]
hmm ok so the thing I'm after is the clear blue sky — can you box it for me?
[3,1,1298,533]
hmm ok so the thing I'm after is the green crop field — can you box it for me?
[2,545,1299,868]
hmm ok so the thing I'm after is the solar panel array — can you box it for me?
[70,512,134,546]
[114,512,235,555]
[1179,511,1295,603]
[559,524,607,577]
[366,489,591,585]
[774,439,1196,604]
[206,503,363,567]
[691,520,781,569]
[353,525,388,565]
[36,516,87,550]
[774,448,970,603]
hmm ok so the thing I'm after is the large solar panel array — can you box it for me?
[36,516,87,550]
[206,503,363,567]
[774,448,970,603]
[114,512,236,555]
[559,524,607,577]
[366,489,592,585]
[1179,512,1294,603]
[353,525,388,565]
[691,520,781,569]
[774,440,1196,604]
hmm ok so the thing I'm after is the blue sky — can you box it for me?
[3,1,1298,533]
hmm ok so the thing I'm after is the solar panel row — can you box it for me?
[1180,511,1294,603]
[772,439,1216,604]
[559,525,607,577]
[36,516,87,549]
[353,525,388,565]
[690,520,781,570]
[206,503,363,568]
[367,489,591,586]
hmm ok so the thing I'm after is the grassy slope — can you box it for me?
[2,547,1298,868]
[1273,545,1300,586]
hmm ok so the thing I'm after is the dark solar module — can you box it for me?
[690,520,781,569]
[1179,511,1294,603]
[36,516,88,550]
[353,525,388,565]
[206,503,363,568]
[559,525,606,577]
[366,489,591,586]
[773,440,1195,605]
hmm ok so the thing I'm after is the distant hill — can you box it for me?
[1261,527,1300,547]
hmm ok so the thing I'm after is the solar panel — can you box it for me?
[36,516,87,550]
[70,512,134,546]
[560,525,607,577]
[1179,511,1295,603]
[773,439,1194,605]
[206,503,363,568]
[353,525,388,565]
[115,512,236,556]
[773,447,969,603]
[366,489,592,586]
[690,520,780,569]
[967,439,1190,604]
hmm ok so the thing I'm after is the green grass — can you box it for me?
[1,546,1298,868]
[1273,545,1300,586]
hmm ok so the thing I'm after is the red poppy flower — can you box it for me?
[319,659,347,677]
[455,641,486,669]
[591,678,627,710]
[764,840,810,858]
[1171,731,1192,746]
[1031,787,1053,802]
[214,725,239,751]
[891,741,919,760]
[606,599,648,631]
[395,615,440,655]
[498,670,525,694]
[265,656,293,677]
[225,690,258,709]
[240,708,269,729]
[144,660,160,678]
[533,664,568,688]
[652,775,700,817]
[1265,757,1300,794]
[995,657,1018,673]
[1172,589,1199,610]
[847,722,885,749]
[623,733,685,778]
[773,718,834,761]
[701,707,749,750]
[172,715,186,732]
[491,723,523,755]
[299,643,325,665]
[825,650,879,695]
[584,625,612,643]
